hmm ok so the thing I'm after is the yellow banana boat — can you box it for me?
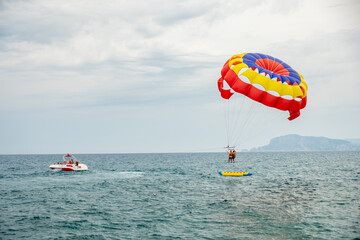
[218,171,252,177]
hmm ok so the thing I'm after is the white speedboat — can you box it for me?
[49,153,88,171]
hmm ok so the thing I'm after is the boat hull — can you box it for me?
[50,164,88,171]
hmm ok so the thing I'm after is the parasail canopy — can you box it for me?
[218,53,308,120]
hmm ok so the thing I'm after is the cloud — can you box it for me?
[1,0,359,106]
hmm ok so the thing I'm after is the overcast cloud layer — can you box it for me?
[0,0,359,154]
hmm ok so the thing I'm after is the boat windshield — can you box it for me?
[62,154,78,163]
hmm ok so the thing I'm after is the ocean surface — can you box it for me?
[0,152,359,239]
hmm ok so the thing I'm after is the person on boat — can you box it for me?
[75,161,79,166]
[64,160,67,164]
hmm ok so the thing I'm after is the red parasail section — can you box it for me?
[255,58,289,76]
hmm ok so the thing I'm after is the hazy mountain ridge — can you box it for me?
[251,134,360,152]
[346,138,360,146]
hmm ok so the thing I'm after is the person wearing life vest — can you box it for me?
[232,150,237,163]
[228,149,233,163]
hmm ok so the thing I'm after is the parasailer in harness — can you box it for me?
[227,150,232,163]
[227,149,236,163]
[232,149,237,163]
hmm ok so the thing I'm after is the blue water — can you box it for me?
[0,152,359,239]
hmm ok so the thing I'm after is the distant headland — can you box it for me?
[249,134,360,152]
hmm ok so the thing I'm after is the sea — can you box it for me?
[0,152,359,240]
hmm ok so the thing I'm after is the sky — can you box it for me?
[0,0,359,154]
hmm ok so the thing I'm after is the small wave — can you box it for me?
[83,171,145,181]
[116,171,145,178]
